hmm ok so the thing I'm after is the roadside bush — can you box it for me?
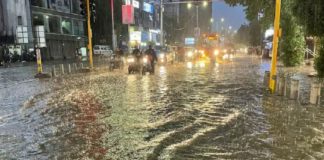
[280,15,306,67]
[314,38,324,78]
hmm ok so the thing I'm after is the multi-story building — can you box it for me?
[164,1,213,45]
[0,0,34,48]
[126,0,161,48]
[0,0,86,60]
[30,0,86,60]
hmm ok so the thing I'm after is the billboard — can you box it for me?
[185,38,195,45]
[122,5,134,24]
[143,2,153,13]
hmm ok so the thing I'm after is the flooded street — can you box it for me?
[1,55,324,159]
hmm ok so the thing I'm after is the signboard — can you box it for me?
[141,31,149,42]
[34,26,46,48]
[143,2,153,13]
[130,31,141,42]
[185,38,195,45]
[133,0,140,8]
[16,26,28,44]
[122,5,134,24]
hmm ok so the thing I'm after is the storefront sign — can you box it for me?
[122,5,134,24]
[143,2,153,13]
[185,38,195,45]
[133,0,139,8]
[34,26,46,48]
[130,31,141,42]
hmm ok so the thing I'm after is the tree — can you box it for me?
[280,14,305,67]
[234,24,249,45]
[294,0,324,78]
[225,0,306,67]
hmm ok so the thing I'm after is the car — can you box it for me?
[93,45,113,57]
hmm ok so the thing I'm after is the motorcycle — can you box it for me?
[142,55,154,75]
[127,55,141,74]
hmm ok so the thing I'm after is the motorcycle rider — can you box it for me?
[144,45,158,73]
[132,46,141,62]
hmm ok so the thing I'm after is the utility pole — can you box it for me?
[160,0,164,47]
[269,0,282,93]
[111,0,117,51]
[86,0,93,68]
[196,5,199,28]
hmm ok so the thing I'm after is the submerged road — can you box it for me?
[1,55,324,159]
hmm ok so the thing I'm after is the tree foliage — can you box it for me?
[225,0,306,67]
[315,39,324,78]
[234,20,261,46]
[293,0,324,77]
[280,14,305,67]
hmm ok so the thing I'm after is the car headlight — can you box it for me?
[187,51,193,57]
[159,54,165,59]
[223,54,229,59]
[214,50,219,56]
[127,57,135,63]
[143,57,148,63]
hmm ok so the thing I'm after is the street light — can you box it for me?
[210,18,214,23]
[203,1,208,7]
[229,26,232,30]
[187,3,192,9]
[221,18,225,22]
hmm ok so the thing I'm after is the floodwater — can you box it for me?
[1,55,324,159]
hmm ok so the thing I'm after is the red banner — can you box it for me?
[122,5,134,24]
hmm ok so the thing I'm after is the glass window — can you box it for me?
[31,0,48,8]
[18,16,23,25]
[48,16,61,33]
[73,20,85,36]
[33,14,44,26]
[62,18,72,34]
[49,0,71,13]
[72,1,81,14]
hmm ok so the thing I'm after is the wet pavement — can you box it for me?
[1,55,324,159]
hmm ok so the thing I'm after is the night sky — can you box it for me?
[212,1,247,31]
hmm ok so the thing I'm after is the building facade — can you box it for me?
[125,0,162,48]
[0,0,86,60]
[0,0,33,47]
[30,0,86,60]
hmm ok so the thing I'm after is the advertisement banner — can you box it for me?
[122,5,134,24]
[143,2,153,13]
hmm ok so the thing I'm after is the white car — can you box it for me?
[93,45,113,57]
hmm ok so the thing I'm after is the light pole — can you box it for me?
[160,0,164,47]
[111,0,117,51]
[269,0,282,93]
